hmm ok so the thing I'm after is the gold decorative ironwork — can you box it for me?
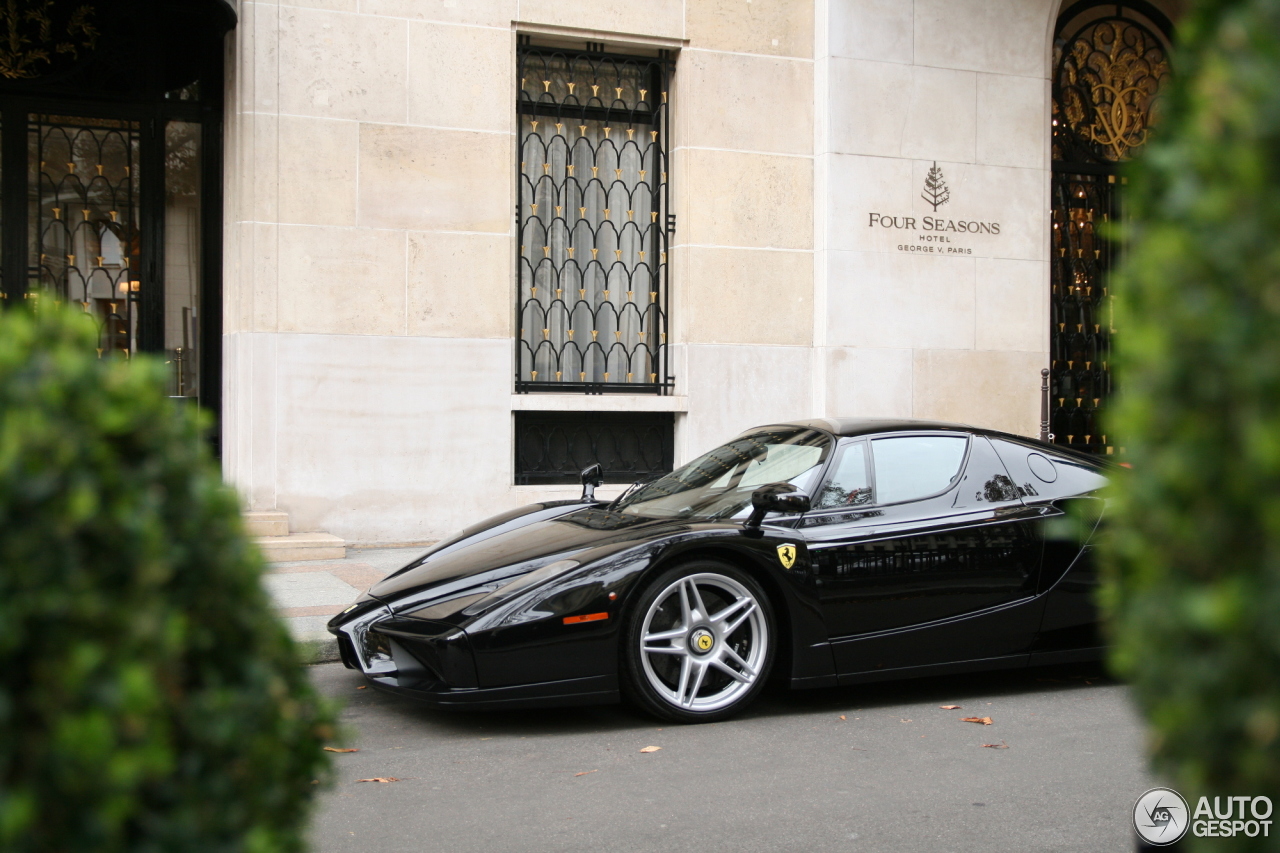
[1049,7,1172,456]
[1055,17,1170,162]
[0,0,98,80]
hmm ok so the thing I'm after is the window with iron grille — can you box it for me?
[516,46,672,394]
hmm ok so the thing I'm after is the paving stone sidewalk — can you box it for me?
[264,546,431,662]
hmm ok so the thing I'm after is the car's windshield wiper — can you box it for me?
[608,473,663,510]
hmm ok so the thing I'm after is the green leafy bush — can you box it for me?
[0,305,334,852]
[1104,0,1280,839]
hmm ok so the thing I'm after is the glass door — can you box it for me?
[6,109,206,401]
[163,120,202,399]
[0,0,230,442]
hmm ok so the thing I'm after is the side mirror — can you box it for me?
[744,482,810,532]
[579,463,604,503]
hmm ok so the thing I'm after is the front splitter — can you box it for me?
[364,673,619,711]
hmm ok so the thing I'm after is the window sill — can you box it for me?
[510,394,687,413]
[511,484,631,497]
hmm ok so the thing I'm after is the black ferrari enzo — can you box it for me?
[328,418,1110,723]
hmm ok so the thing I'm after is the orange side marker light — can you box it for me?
[563,612,610,625]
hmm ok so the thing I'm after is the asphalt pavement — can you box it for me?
[307,661,1154,852]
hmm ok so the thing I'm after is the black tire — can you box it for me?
[620,560,776,723]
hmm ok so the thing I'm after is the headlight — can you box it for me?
[362,628,392,662]
[404,591,489,621]
[461,559,581,615]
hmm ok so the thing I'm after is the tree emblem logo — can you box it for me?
[921,161,951,211]
[1133,787,1190,846]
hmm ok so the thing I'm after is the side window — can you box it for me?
[815,442,872,509]
[871,435,968,504]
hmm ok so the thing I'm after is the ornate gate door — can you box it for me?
[0,0,232,431]
[1050,1,1172,454]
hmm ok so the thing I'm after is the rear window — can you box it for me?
[989,438,1109,497]
[1048,455,1109,495]
[871,435,968,504]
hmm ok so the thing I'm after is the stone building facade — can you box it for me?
[0,0,1181,546]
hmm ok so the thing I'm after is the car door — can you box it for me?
[989,437,1109,659]
[799,432,1046,679]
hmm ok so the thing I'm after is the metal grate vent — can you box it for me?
[514,411,674,485]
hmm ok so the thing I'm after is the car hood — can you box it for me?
[368,507,686,602]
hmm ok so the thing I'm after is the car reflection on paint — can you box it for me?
[328,418,1110,723]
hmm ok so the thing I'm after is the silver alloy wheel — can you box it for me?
[638,572,768,712]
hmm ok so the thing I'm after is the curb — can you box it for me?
[299,637,341,665]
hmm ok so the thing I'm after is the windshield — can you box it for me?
[615,427,832,521]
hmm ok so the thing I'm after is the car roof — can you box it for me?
[783,417,979,437]
[767,417,1109,467]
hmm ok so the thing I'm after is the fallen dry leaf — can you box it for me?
[962,716,994,725]
[839,715,847,720]
[980,741,1009,749]
[356,777,399,783]
[574,770,598,777]
[323,747,359,753]
[940,705,961,710]
[357,686,367,690]
[639,745,662,753]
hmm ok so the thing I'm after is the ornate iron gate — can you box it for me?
[1050,1,1172,454]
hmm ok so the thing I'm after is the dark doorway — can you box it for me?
[1050,1,1172,455]
[0,0,233,439]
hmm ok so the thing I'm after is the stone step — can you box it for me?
[244,510,289,537]
[257,532,346,563]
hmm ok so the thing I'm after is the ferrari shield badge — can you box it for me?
[776,543,797,569]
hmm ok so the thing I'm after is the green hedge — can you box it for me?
[0,305,334,852]
[1104,0,1280,840]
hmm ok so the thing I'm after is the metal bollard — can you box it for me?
[1040,368,1051,443]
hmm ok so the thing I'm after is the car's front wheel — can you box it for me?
[621,561,774,723]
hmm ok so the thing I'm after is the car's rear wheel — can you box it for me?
[621,561,774,723]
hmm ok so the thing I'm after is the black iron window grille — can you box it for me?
[514,411,674,485]
[1049,2,1171,454]
[516,46,673,394]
